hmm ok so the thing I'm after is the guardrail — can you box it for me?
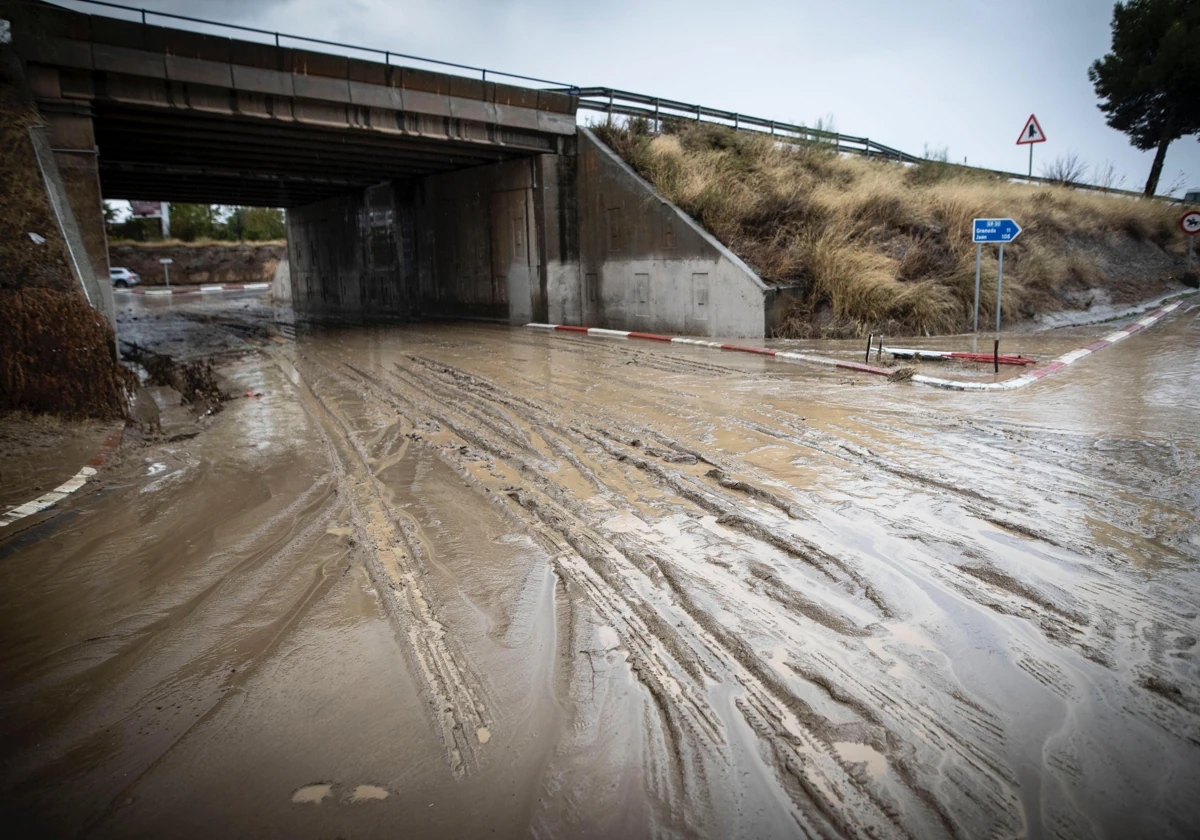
[570,87,921,163]
[45,0,581,91]
[571,88,1176,200]
[31,2,1181,201]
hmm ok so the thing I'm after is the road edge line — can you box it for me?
[0,425,124,528]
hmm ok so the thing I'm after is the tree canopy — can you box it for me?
[1088,0,1200,196]
[106,204,287,243]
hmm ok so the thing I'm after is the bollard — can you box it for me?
[877,336,883,363]
[865,334,873,364]
[993,339,999,373]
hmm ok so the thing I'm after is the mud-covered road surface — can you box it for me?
[2,293,1198,839]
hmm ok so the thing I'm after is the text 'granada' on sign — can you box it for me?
[972,218,1022,243]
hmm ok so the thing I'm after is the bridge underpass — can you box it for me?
[6,0,795,337]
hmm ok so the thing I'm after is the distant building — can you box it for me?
[1185,189,1200,204]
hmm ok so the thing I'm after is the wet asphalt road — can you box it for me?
[0,292,1197,839]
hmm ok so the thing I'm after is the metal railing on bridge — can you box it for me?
[570,87,921,163]
[44,0,582,91]
[40,1,1179,200]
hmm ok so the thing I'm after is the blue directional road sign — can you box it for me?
[973,218,1022,243]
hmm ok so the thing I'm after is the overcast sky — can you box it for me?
[55,0,1199,195]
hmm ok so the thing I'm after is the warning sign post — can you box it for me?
[1016,114,1046,178]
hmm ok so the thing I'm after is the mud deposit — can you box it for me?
[1,295,1198,839]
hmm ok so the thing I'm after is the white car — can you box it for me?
[110,267,141,288]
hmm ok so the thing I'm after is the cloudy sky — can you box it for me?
[54,0,1199,195]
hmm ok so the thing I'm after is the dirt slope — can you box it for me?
[596,121,1191,337]
[109,241,285,286]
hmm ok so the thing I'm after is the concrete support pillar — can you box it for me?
[24,63,114,328]
[536,151,581,325]
[42,107,109,288]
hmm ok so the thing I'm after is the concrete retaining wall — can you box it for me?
[287,181,418,322]
[574,127,771,338]
[285,130,787,336]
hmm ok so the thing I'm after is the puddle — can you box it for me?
[349,784,389,802]
[291,784,332,804]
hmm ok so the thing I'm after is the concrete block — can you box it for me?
[449,75,485,102]
[290,49,347,80]
[183,84,235,115]
[21,37,93,71]
[293,99,351,127]
[7,3,89,40]
[401,88,451,119]
[59,68,96,100]
[294,73,351,103]
[348,80,402,110]
[89,16,163,52]
[447,95,492,124]
[102,74,171,107]
[92,44,166,79]
[165,55,233,87]
[399,67,449,95]
[537,89,575,115]
[163,30,231,62]
[491,104,539,132]
[232,91,272,119]
[25,65,61,99]
[231,64,294,97]
[537,110,577,136]
[229,40,282,71]
[347,57,386,85]
[493,82,539,110]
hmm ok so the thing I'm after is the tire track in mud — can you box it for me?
[293,326,1200,838]
[296,345,989,839]
[275,352,491,778]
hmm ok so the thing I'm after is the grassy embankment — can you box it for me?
[594,121,1188,337]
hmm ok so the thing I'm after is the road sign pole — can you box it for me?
[1188,235,1195,275]
[995,243,1004,334]
[164,263,170,288]
[1028,144,1033,178]
[973,242,982,332]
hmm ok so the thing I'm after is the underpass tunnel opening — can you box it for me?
[94,108,572,327]
[6,0,580,330]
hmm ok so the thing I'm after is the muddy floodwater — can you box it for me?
[1,293,1198,839]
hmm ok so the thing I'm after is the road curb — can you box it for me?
[0,425,124,528]
[524,324,894,376]
[911,297,1189,390]
[527,296,1190,390]
[115,282,270,296]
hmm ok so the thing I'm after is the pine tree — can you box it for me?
[1088,0,1200,196]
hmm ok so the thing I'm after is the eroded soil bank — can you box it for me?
[1,292,1197,838]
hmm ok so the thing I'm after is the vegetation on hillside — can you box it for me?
[594,119,1187,337]
[106,203,287,243]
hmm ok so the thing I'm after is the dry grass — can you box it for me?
[0,63,74,292]
[2,59,137,419]
[1,288,137,419]
[594,121,1185,336]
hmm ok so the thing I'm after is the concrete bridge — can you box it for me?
[4,0,795,336]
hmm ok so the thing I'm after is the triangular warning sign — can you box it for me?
[1016,114,1046,145]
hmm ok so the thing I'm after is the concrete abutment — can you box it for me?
[286,129,791,337]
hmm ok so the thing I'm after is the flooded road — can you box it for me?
[2,294,1198,838]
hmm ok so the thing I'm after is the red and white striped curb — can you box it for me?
[912,297,1189,390]
[0,426,124,528]
[115,282,270,296]
[527,295,1189,390]
[524,323,894,376]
